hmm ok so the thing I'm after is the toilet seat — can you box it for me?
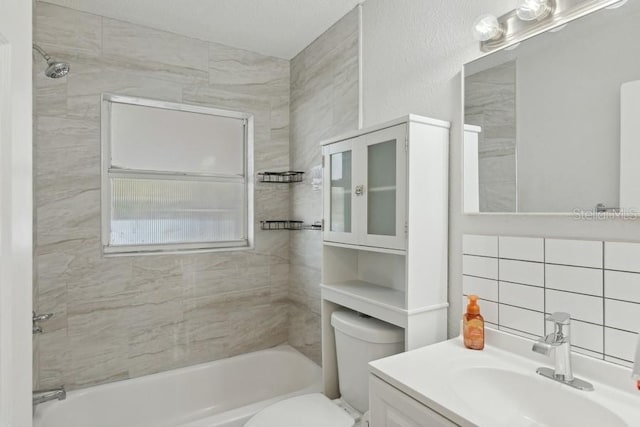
[245,393,355,427]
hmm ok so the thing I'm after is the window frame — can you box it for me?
[100,93,254,256]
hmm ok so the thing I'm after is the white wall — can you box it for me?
[361,0,640,337]
[0,0,33,425]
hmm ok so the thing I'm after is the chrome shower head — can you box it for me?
[44,59,70,79]
[33,43,70,79]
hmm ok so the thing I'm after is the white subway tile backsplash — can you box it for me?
[499,282,543,312]
[572,347,603,359]
[605,270,640,304]
[546,289,603,324]
[605,327,638,362]
[480,300,498,325]
[463,255,498,280]
[498,325,540,341]
[545,239,603,268]
[463,235,498,257]
[604,299,640,333]
[545,264,603,296]
[568,319,604,354]
[463,276,498,302]
[462,234,640,369]
[499,259,544,287]
[605,241,640,273]
[499,236,544,262]
[604,356,633,368]
[499,305,544,336]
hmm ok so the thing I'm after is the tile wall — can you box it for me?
[34,2,291,390]
[463,234,640,367]
[464,61,517,213]
[288,8,360,364]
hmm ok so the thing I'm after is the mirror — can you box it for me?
[463,1,640,214]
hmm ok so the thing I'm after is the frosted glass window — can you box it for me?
[102,95,252,254]
[110,178,245,245]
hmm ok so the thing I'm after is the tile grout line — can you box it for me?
[602,241,606,360]
[543,238,547,337]
[497,237,500,328]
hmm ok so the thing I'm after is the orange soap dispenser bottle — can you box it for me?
[463,295,485,350]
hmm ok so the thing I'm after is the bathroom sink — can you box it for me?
[369,329,640,427]
[451,367,627,427]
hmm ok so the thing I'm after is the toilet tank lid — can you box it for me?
[331,310,404,344]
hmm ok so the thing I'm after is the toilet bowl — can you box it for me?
[245,310,404,427]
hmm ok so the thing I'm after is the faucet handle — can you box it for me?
[546,312,571,325]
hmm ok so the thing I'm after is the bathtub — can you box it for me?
[34,345,322,427]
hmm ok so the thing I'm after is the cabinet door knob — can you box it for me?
[355,185,365,196]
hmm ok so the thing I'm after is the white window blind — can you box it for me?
[102,95,253,254]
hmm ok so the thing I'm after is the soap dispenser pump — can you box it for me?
[463,295,485,350]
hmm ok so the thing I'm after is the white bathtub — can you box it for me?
[34,345,322,427]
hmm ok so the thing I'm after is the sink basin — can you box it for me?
[451,367,628,427]
[369,329,640,427]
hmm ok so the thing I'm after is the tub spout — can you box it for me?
[33,387,66,407]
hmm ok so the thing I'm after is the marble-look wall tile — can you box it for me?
[34,2,290,390]
[288,8,360,363]
[36,2,102,58]
[102,18,209,75]
[465,61,517,213]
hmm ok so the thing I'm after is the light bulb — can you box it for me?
[516,0,552,21]
[472,14,503,42]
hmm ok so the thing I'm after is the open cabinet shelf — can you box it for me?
[321,281,406,327]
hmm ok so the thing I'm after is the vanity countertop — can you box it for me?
[368,329,640,427]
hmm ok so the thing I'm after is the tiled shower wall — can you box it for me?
[34,2,291,390]
[463,235,640,367]
[287,8,360,364]
[464,61,517,213]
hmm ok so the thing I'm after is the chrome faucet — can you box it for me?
[33,387,66,406]
[532,312,594,391]
[33,311,53,334]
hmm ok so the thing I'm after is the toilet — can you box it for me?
[246,310,404,427]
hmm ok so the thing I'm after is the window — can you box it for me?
[101,94,253,254]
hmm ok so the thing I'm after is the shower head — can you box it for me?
[33,43,70,79]
[44,59,70,79]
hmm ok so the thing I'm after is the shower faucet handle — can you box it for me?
[33,311,54,334]
[33,311,54,322]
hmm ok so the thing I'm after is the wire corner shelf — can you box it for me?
[257,171,304,184]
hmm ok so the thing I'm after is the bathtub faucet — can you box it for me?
[33,386,66,406]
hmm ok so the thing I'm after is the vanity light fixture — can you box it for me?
[605,0,628,9]
[516,0,554,21]
[474,0,624,52]
[472,14,504,42]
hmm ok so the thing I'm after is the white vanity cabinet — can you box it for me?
[320,115,450,400]
[369,375,457,427]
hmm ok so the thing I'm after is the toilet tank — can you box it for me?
[331,310,404,414]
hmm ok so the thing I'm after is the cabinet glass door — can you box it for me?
[323,139,358,245]
[330,150,352,233]
[367,140,396,236]
[362,124,406,250]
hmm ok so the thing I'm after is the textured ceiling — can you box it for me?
[39,0,362,59]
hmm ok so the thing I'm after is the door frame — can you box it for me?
[0,30,33,427]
